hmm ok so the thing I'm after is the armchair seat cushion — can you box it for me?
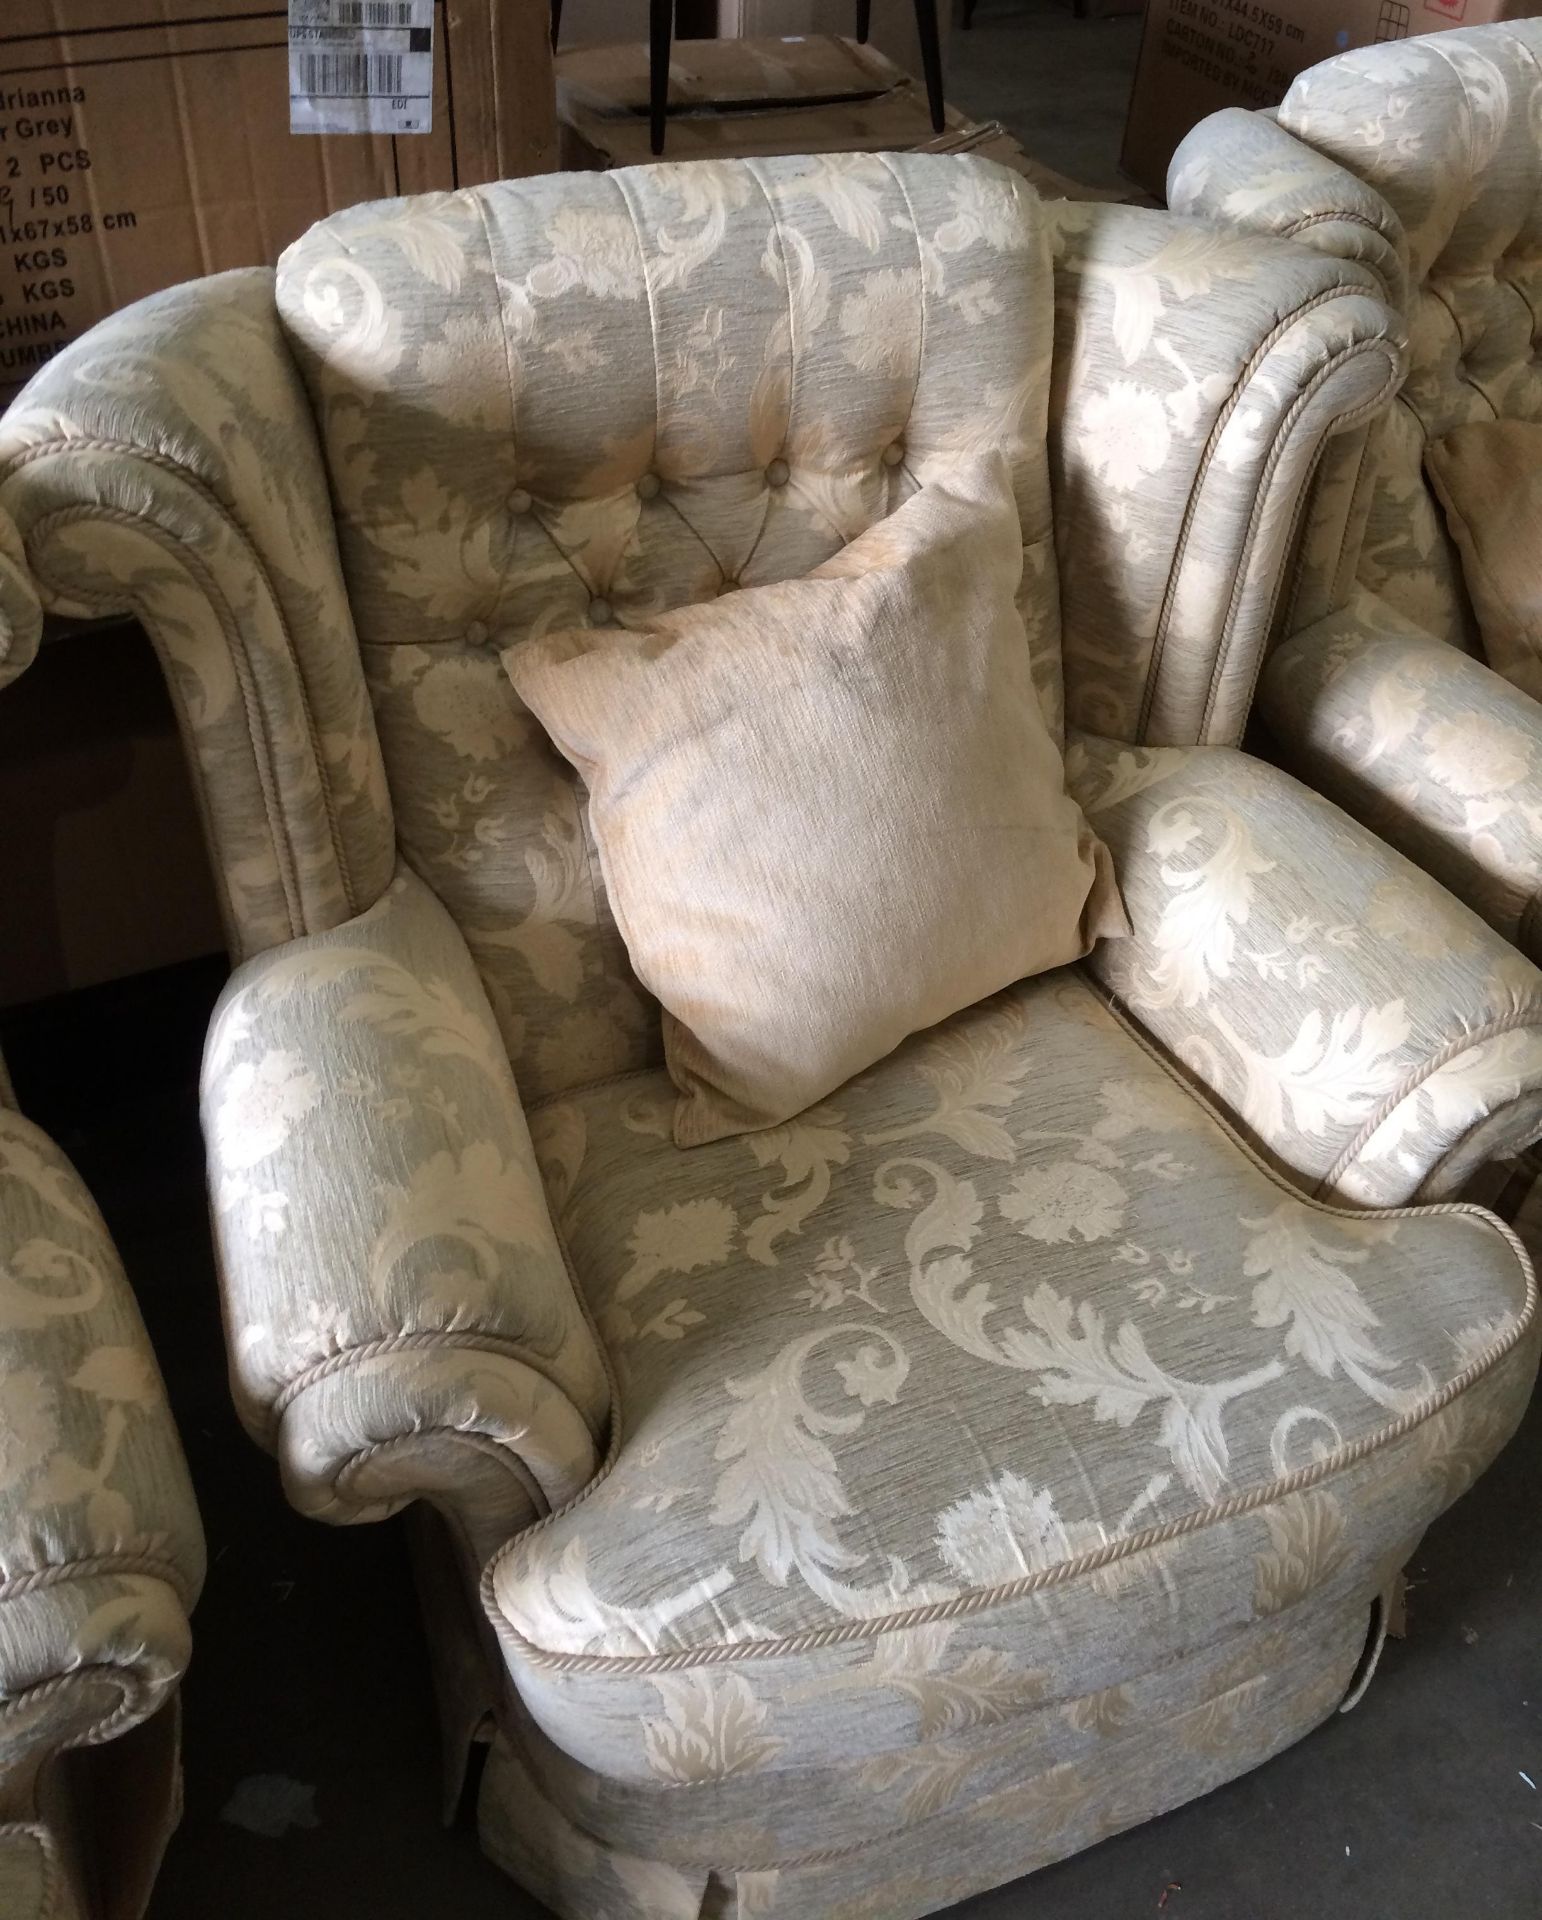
[488,970,1537,1790]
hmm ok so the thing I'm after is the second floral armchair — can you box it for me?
[1170,21,1542,968]
[0,154,1538,1919]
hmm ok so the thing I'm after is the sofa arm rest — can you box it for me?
[1167,108,1407,309]
[0,1112,202,1800]
[204,864,610,1566]
[0,511,41,694]
[1068,731,1542,1205]
[0,271,393,958]
[1046,198,1404,747]
[1261,591,1542,965]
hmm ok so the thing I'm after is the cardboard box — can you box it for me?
[716,0,935,93]
[558,32,1119,197]
[0,0,556,408]
[0,623,225,1008]
[1121,0,1542,199]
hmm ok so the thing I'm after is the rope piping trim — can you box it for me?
[1319,1000,1542,1193]
[20,497,308,944]
[487,1317,1533,1675]
[477,978,1537,1673]
[1133,276,1385,741]
[5,436,367,923]
[0,1821,62,1919]
[1196,340,1404,743]
[0,1551,197,1612]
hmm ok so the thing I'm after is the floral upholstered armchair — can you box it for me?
[1,155,1539,1919]
[0,521,205,1920]
[1171,23,1542,970]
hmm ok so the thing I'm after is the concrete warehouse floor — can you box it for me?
[6,6,1538,1915]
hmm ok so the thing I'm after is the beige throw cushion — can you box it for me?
[1425,420,1542,700]
[504,454,1127,1147]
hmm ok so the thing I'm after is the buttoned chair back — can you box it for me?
[0,156,1399,1111]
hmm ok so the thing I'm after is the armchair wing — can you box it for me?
[0,271,395,959]
[203,865,611,1567]
[0,1109,203,1918]
[1045,197,1405,746]
[1166,108,1407,308]
[1068,732,1542,1205]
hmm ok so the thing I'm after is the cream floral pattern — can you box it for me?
[0,147,1531,1920]
[486,967,1534,1825]
[0,1108,204,1917]
[1172,24,1542,965]
[1068,730,1542,1204]
[1263,597,1542,963]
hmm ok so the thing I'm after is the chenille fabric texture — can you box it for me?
[505,454,1127,1147]
[1425,421,1542,704]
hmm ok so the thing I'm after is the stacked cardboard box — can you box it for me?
[557,35,1123,199]
[1122,0,1542,198]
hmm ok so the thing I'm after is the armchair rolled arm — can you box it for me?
[1261,590,1542,965]
[1046,199,1404,747]
[0,271,394,959]
[204,864,610,1566]
[0,510,41,693]
[0,1112,202,1801]
[1068,731,1542,1205]
[1166,108,1407,309]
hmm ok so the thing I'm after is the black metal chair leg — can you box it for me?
[912,0,945,131]
[856,0,872,42]
[650,0,673,155]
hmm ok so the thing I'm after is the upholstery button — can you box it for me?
[765,457,790,488]
[465,619,489,646]
[508,487,533,515]
[881,441,905,468]
[636,472,661,501]
[588,597,615,626]
[719,577,740,595]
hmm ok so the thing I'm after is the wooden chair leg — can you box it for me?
[856,0,872,42]
[550,0,562,48]
[913,0,945,131]
[650,0,672,155]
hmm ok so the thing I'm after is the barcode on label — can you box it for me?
[295,49,404,95]
[331,1,417,21]
[289,0,432,133]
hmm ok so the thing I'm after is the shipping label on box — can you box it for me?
[0,0,555,408]
[288,0,436,136]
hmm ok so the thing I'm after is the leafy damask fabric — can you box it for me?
[1171,26,1542,963]
[0,511,40,695]
[1424,420,1542,701]
[0,143,1528,1920]
[489,966,1534,1783]
[204,866,610,1560]
[0,1110,203,1920]
[263,154,1403,1104]
[0,1110,203,1623]
[1174,24,1542,658]
[1262,591,1542,965]
[478,1584,1370,1919]
[1068,728,1542,1202]
[0,273,396,957]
